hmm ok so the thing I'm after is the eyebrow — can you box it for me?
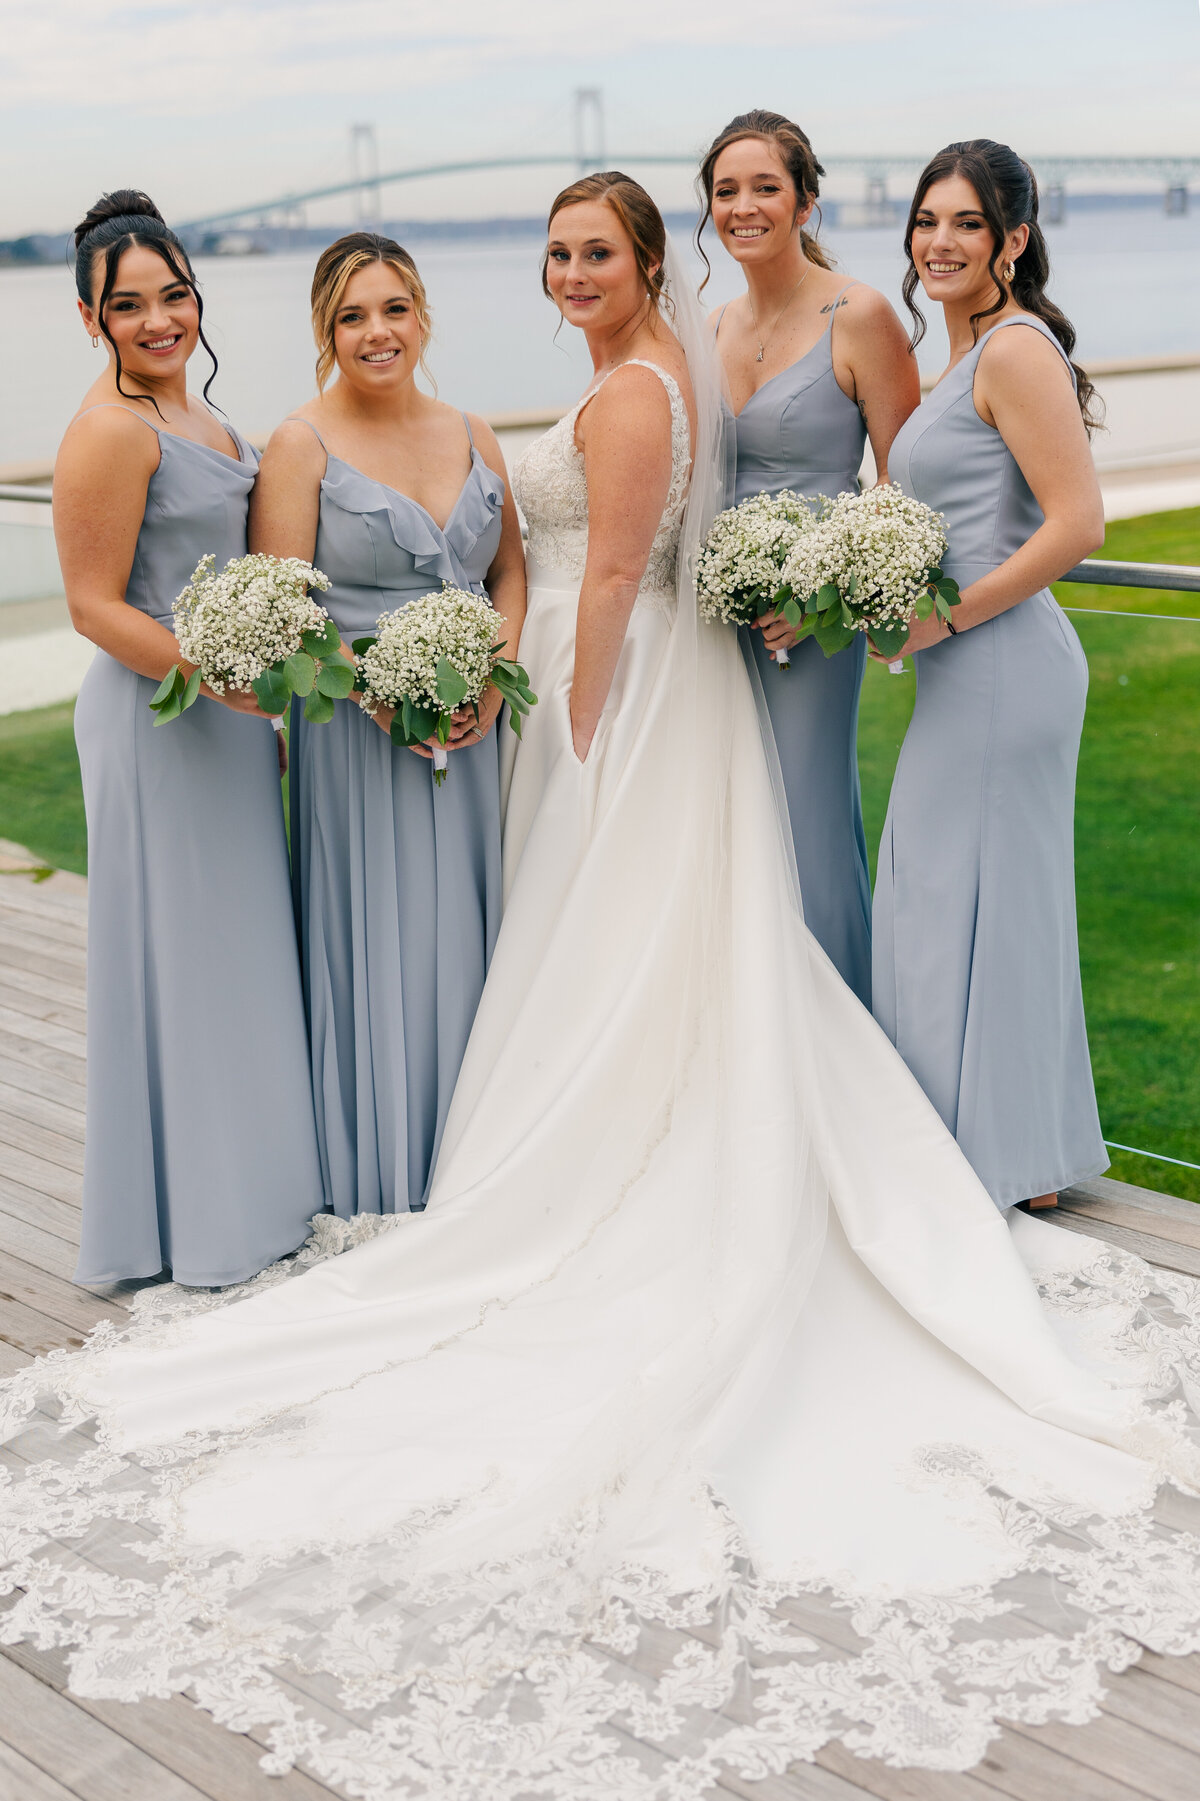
[548,236,617,249]
[337,294,410,311]
[109,279,189,297]
[915,208,985,218]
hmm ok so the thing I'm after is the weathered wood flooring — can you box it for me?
[0,845,1198,1800]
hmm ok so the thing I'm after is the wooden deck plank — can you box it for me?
[1100,1664,1200,1756]
[0,1291,93,1356]
[0,1649,214,1801]
[0,1739,84,1801]
[1,1639,344,1801]
[0,1209,80,1281]
[0,1105,85,1175]
[0,1144,82,1209]
[0,918,87,972]
[0,1002,88,1060]
[0,1078,85,1141]
[0,958,88,1015]
[1010,1709,1200,1801]
[0,1170,85,1241]
[0,1339,33,1375]
[1139,1651,1200,1700]
[0,1253,123,1337]
[1048,1208,1200,1279]
[0,894,88,944]
[0,1051,86,1115]
[0,1022,85,1084]
[0,976,87,1034]
[1060,1178,1200,1252]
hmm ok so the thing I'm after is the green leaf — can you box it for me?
[840,601,855,628]
[283,651,316,695]
[435,657,470,708]
[150,666,183,710]
[781,599,803,629]
[815,619,857,659]
[803,590,824,615]
[936,578,961,603]
[350,635,376,657]
[435,710,454,746]
[315,656,356,699]
[252,667,292,715]
[845,570,859,600]
[819,602,842,627]
[870,621,909,659]
[772,583,793,606]
[817,582,840,610]
[304,686,336,725]
[181,668,202,712]
[914,591,936,621]
[399,699,439,746]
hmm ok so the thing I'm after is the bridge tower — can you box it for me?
[350,124,381,223]
[574,88,605,176]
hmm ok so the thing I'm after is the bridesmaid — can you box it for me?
[56,190,324,1287]
[874,140,1108,1211]
[700,110,919,1004]
[252,233,525,1218]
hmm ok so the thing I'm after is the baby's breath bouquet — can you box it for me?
[776,485,960,665]
[354,583,536,786]
[696,489,817,668]
[150,553,355,724]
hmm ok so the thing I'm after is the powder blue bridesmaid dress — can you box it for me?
[724,287,872,1004]
[71,410,324,1286]
[875,316,1107,1207]
[287,418,504,1217]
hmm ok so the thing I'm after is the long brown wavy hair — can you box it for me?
[902,141,1101,434]
[695,110,834,290]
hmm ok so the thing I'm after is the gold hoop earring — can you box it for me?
[1004,261,1016,283]
[90,334,100,348]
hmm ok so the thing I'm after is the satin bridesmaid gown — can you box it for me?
[723,287,872,1004]
[875,316,1107,1208]
[287,418,504,1217]
[71,408,324,1286]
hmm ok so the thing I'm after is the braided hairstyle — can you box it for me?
[73,190,218,412]
[902,142,1101,433]
[695,110,834,290]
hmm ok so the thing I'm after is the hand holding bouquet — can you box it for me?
[776,485,960,666]
[150,553,355,724]
[696,490,817,668]
[354,584,536,786]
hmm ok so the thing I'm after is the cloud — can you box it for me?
[0,0,921,108]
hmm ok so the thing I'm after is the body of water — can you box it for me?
[3,205,1199,467]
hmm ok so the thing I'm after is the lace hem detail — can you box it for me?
[3,1225,1200,1797]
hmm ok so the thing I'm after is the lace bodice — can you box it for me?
[513,359,691,594]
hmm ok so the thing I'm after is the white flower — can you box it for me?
[696,490,818,626]
[779,485,950,635]
[173,553,332,694]
[357,585,500,717]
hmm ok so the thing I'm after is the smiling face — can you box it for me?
[331,260,424,393]
[710,136,812,269]
[544,200,655,334]
[909,173,1028,310]
[79,241,199,380]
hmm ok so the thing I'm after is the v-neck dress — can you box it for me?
[726,288,872,1005]
[70,411,324,1287]
[287,422,505,1217]
[874,316,1106,1207]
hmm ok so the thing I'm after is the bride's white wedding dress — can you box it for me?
[3,305,1200,1800]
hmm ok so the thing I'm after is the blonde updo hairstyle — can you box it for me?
[310,232,434,391]
[696,109,834,289]
[541,171,671,317]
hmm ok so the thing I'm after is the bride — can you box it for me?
[4,172,1200,1799]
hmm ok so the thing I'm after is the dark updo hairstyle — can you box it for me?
[695,110,834,290]
[72,189,218,412]
[542,171,670,316]
[902,141,1100,433]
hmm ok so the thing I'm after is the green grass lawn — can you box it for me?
[2,506,1197,1200]
[858,505,1200,1202]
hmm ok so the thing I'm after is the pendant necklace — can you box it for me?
[748,263,811,364]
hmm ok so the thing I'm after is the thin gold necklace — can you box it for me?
[748,263,811,364]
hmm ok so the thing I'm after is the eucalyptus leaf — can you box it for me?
[870,621,909,659]
[914,591,936,621]
[304,687,336,725]
[252,668,292,716]
[815,619,856,658]
[315,658,355,699]
[817,582,840,610]
[181,668,202,711]
[150,667,182,709]
[283,651,316,695]
[351,635,376,656]
[435,657,470,708]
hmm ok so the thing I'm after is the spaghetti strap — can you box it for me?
[460,411,475,449]
[286,416,330,451]
[824,281,859,334]
[713,303,729,342]
[72,402,161,433]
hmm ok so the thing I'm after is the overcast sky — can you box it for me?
[1,0,1196,238]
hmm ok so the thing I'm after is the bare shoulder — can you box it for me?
[593,360,680,418]
[261,411,327,474]
[977,317,1072,387]
[55,402,159,486]
[834,282,906,338]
